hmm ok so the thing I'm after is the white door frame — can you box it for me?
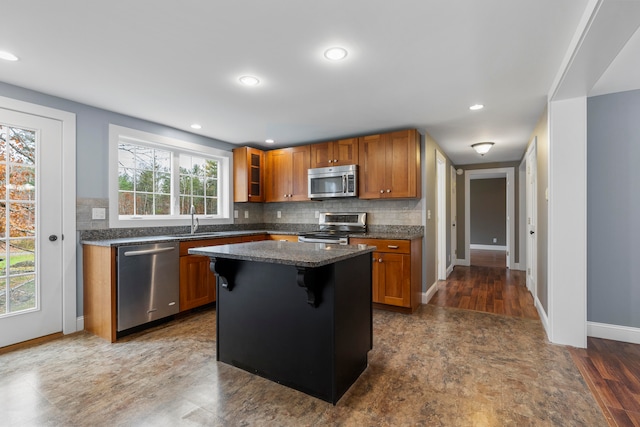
[450,165,457,272]
[518,157,527,272]
[525,138,538,298]
[0,96,77,336]
[464,167,515,269]
[436,151,447,280]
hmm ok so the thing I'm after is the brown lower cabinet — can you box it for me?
[178,234,267,311]
[350,237,422,313]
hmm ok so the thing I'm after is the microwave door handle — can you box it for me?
[343,174,347,193]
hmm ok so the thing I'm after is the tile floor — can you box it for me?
[1,304,606,426]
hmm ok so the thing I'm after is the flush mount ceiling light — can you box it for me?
[265,139,275,144]
[324,47,348,61]
[472,142,494,156]
[190,123,202,130]
[239,75,260,86]
[469,104,484,111]
[0,51,19,61]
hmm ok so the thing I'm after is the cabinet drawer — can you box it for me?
[179,237,244,255]
[350,238,410,254]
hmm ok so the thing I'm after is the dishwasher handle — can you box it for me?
[123,246,176,257]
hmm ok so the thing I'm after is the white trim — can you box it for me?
[0,95,77,336]
[422,281,439,304]
[513,263,523,271]
[536,295,550,336]
[456,258,470,267]
[464,167,515,269]
[547,97,587,348]
[470,244,507,251]
[436,151,447,280]
[446,264,454,277]
[76,316,85,332]
[108,124,233,228]
[588,322,640,345]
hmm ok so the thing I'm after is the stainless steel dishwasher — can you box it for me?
[117,242,179,331]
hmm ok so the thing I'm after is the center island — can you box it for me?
[188,240,375,404]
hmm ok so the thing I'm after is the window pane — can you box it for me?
[8,238,35,275]
[0,240,6,276]
[119,192,134,215]
[135,194,153,215]
[135,146,154,171]
[155,172,170,194]
[9,166,35,201]
[118,167,134,191]
[205,178,217,197]
[206,198,218,215]
[9,202,35,238]
[192,197,204,214]
[206,160,218,179]
[8,127,36,165]
[9,274,35,313]
[118,144,136,169]
[135,170,155,193]
[154,150,171,173]
[193,177,205,196]
[0,278,5,315]
[179,196,191,215]
[155,195,171,215]
[0,203,5,238]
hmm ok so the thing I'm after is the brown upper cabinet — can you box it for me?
[265,146,310,202]
[310,138,359,168]
[233,147,264,202]
[358,129,421,199]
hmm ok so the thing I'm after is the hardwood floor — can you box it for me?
[570,337,640,427]
[470,248,506,268]
[428,265,539,320]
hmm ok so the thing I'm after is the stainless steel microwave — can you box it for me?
[308,164,358,199]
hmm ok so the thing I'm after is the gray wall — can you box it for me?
[587,89,640,328]
[0,81,235,316]
[470,178,506,245]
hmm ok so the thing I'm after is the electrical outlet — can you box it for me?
[277,211,282,219]
[492,237,497,243]
[244,210,249,219]
[315,211,319,218]
[234,210,238,218]
[427,210,431,220]
[92,208,106,220]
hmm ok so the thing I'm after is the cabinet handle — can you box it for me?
[378,258,383,263]
[334,159,338,162]
[386,189,391,193]
[380,190,384,193]
[329,160,333,163]
[387,245,399,249]
[284,194,288,198]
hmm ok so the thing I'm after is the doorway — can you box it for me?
[0,97,76,348]
[464,168,515,269]
[436,151,447,280]
[525,138,538,299]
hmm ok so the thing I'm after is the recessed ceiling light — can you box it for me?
[324,47,348,61]
[0,51,19,61]
[469,104,484,111]
[472,142,494,155]
[190,124,202,130]
[239,75,260,86]
[265,139,275,144]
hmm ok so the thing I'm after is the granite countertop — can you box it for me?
[188,240,376,268]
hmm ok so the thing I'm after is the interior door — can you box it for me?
[0,109,63,347]
[450,166,457,266]
[526,144,537,296]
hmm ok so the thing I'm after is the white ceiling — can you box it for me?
[1,0,593,165]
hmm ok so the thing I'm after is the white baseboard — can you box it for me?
[535,296,550,338]
[446,264,454,277]
[587,321,640,345]
[456,258,470,267]
[76,316,84,332]
[470,244,507,251]
[513,263,524,271]
[422,281,439,304]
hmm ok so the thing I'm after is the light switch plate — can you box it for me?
[277,211,282,218]
[244,210,249,219]
[92,207,106,220]
[234,210,238,218]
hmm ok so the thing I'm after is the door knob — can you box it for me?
[49,235,58,241]
[529,230,535,235]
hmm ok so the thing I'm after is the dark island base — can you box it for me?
[213,253,372,404]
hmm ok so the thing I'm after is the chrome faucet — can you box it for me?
[190,204,199,234]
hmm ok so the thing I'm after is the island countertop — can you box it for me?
[188,240,376,268]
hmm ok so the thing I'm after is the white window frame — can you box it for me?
[109,124,233,228]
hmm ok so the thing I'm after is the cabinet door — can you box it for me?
[333,138,358,165]
[384,129,419,198]
[378,253,411,307]
[358,134,386,199]
[179,255,215,311]
[265,148,291,202]
[233,147,264,202]
[289,145,310,201]
[310,142,331,168]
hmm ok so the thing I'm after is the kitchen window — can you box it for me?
[109,125,232,227]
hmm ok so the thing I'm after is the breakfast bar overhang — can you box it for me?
[189,240,375,404]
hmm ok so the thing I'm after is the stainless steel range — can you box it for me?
[298,212,366,245]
